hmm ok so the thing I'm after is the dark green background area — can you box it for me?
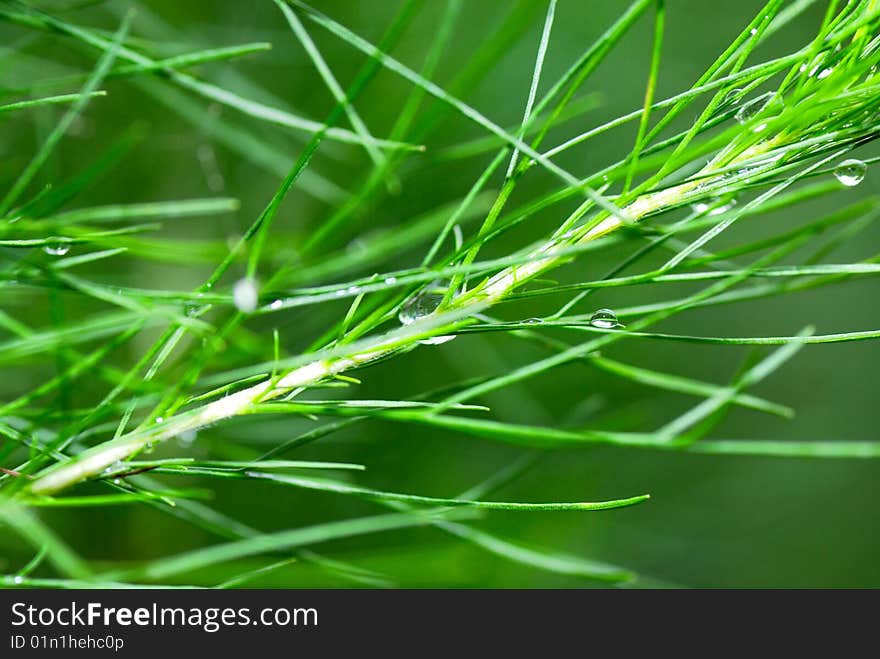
[1,0,877,587]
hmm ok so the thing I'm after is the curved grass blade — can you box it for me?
[246,471,649,512]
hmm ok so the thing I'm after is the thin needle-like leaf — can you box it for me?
[0,12,131,215]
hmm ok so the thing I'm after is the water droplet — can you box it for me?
[691,201,710,213]
[589,308,623,330]
[177,428,198,447]
[399,291,442,325]
[398,284,457,346]
[43,240,70,256]
[834,159,867,187]
[155,416,164,424]
[13,576,23,585]
[752,119,773,133]
[232,277,259,313]
[112,478,121,485]
[691,197,736,216]
[103,461,124,475]
[418,334,456,345]
[384,276,398,285]
[522,317,543,325]
[269,299,284,310]
[345,285,362,296]
[817,67,833,80]
[735,92,777,125]
[750,28,758,36]
[724,88,744,104]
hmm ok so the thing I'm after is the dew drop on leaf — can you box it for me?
[589,308,623,329]
[43,240,70,256]
[419,335,456,345]
[691,197,736,216]
[833,159,867,187]
[735,92,776,124]
[103,460,124,475]
[399,284,456,345]
[398,292,439,325]
[723,88,744,104]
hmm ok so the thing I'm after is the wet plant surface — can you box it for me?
[0,0,879,588]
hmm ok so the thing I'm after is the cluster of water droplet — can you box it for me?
[101,460,125,485]
[798,52,837,81]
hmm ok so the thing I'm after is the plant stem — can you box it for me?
[27,136,781,495]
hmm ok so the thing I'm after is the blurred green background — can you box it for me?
[1,0,878,587]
